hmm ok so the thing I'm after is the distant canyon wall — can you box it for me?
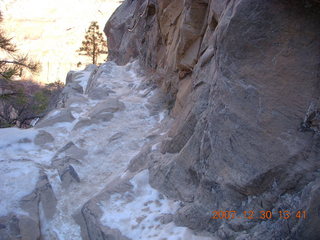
[105,0,320,239]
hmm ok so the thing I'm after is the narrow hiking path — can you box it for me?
[0,61,166,239]
[0,61,213,240]
[38,61,167,239]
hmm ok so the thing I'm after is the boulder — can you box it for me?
[55,70,88,108]
[84,64,98,72]
[72,118,98,131]
[74,179,133,240]
[85,63,116,100]
[64,94,88,108]
[35,109,75,128]
[51,141,87,187]
[91,112,114,123]
[59,164,81,188]
[89,98,125,117]
[0,172,57,240]
[64,81,83,95]
[34,130,54,146]
[87,88,115,100]
[127,145,151,173]
[0,214,40,240]
[52,141,87,165]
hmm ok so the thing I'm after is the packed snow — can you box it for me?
[100,170,213,240]
[0,61,211,240]
[0,127,51,215]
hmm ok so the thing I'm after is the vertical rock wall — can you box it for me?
[105,0,320,239]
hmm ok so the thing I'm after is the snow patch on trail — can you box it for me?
[0,160,39,216]
[100,170,213,240]
[0,127,37,149]
[0,127,42,216]
[43,61,168,239]
[0,61,208,240]
[100,170,180,239]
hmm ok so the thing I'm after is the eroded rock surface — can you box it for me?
[105,0,320,239]
[1,1,319,239]
[34,130,54,147]
[0,172,57,240]
[35,109,75,128]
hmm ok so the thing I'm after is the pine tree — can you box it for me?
[78,21,108,65]
[0,12,40,79]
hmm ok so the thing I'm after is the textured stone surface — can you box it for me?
[74,179,133,240]
[56,70,86,108]
[72,116,113,130]
[0,214,40,240]
[59,164,81,188]
[105,0,320,238]
[85,64,116,100]
[53,141,88,162]
[127,145,152,173]
[0,172,57,240]
[35,109,75,128]
[34,130,54,146]
[51,141,87,187]
[89,98,125,116]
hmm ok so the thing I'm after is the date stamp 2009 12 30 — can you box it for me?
[211,210,307,220]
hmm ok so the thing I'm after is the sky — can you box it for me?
[0,0,121,83]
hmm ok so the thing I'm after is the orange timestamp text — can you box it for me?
[211,210,307,220]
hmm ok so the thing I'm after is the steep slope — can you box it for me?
[105,0,320,239]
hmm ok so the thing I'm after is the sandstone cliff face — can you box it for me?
[105,0,320,239]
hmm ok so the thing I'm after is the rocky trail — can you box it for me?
[1,0,320,239]
[0,61,212,240]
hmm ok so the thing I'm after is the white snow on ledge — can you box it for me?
[100,170,212,240]
[0,160,39,216]
[0,127,40,216]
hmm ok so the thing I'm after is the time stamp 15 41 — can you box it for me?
[211,210,307,220]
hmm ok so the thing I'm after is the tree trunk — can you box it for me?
[92,36,96,64]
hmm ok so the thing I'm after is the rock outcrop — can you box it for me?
[1,1,319,239]
[105,0,320,239]
[0,172,57,240]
